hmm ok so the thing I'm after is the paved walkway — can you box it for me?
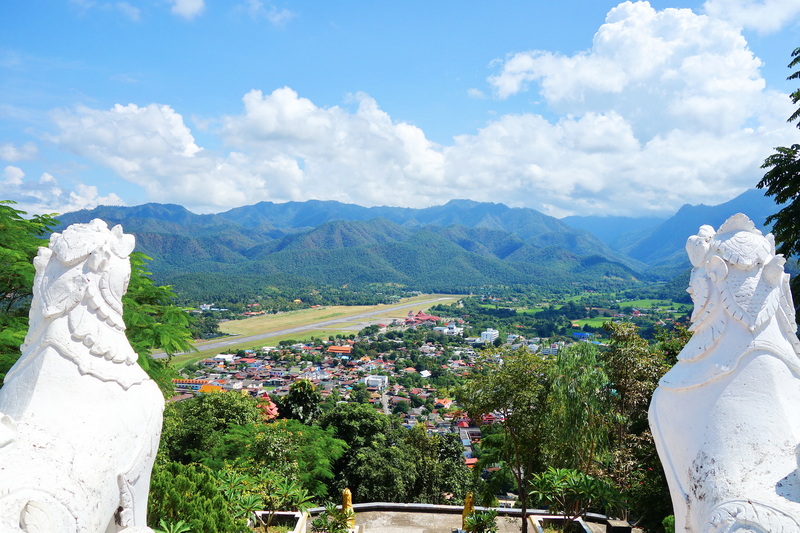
[353,511,529,533]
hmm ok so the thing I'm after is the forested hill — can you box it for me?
[53,200,651,299]
[53,192,775,300]
[561,188,780,278]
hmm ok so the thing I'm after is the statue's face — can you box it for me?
[687,267,709,323]
[101,251,132,316]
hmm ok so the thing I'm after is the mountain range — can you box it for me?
[53,189,780,299]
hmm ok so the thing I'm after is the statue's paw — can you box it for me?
[20,500,53,532]
[0,414,16,447]
[706,500,800,533]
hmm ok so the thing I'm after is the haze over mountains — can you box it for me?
[54,189,778,299]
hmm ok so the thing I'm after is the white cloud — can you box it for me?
[3,165,24,186]
[169,0,204,20]
[64,184,126,212]
[51,100,304,210]
[239,0,295,25]
[2,168,125,215]
[221,88,446,206]
[0,142,37,162]
[703,0,800,33]
[488,1,766,139]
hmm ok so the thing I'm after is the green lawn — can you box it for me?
[572,317,613,328]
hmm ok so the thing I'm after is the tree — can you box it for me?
[159,390,264,464]
[392,399,410,415]
[123,252,194,358]
[404,424,473,504]
[349,382,372,404]
[274,419,347,499]
[148,461,244,533]
[275,378,322,424]
[0,201,58,379]
[458,348,554,533]
[548,343,615,475]
[318,402,406,499]
[529,467,621,528]
[758,47,800,257]
[601,322,671,527]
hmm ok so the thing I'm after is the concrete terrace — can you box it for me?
[301,503,636,533]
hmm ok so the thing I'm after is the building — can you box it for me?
[363,375,389,390]
[480,328,499,343]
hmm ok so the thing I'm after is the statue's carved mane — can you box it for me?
[12,219,142,388]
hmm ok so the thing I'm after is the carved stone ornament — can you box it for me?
[649,213,800,532]
[0,220,163,532]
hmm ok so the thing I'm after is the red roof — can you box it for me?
[327,346,353,354]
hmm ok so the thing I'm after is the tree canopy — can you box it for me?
[459,348,554,533]
[0,201,58,378]
[758,46,800,257]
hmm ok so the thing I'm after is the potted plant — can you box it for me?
[310,503,355,533]
[463,509,498,533]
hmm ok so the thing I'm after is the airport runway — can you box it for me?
[153,296,455,359]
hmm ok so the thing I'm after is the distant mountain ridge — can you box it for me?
[53,189,780,299]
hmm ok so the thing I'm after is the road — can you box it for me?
[154,296,455,359]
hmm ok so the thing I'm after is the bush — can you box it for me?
[464,509,498,533]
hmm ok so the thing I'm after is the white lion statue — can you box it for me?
[0,220,163,532]
[649,213,800,532]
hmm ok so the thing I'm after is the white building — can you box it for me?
[363,375,389,390]
[480,328,500,343]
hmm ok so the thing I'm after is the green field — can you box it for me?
[572,317,613,328]
[617,299,684,309]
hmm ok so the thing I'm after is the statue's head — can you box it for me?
[685,213,792,340]
[24,220,138,366]
[33,219,135,323]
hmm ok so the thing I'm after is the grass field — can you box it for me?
[572,317,613,328]
[618,299,680,309]
[218,293,461,336]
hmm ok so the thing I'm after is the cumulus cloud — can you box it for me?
[2,166,125,215]
[703,0,800,33]
[3,165,24,186]
[169,0,204,20]
[51,101,303,210]
[489,2,768,138]
[221,88,446,206]
[0,142,37,162]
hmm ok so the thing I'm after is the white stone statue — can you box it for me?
[0,220,164,532]
[649,213,800,532]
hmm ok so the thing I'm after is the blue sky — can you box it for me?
[2,1,800,218]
